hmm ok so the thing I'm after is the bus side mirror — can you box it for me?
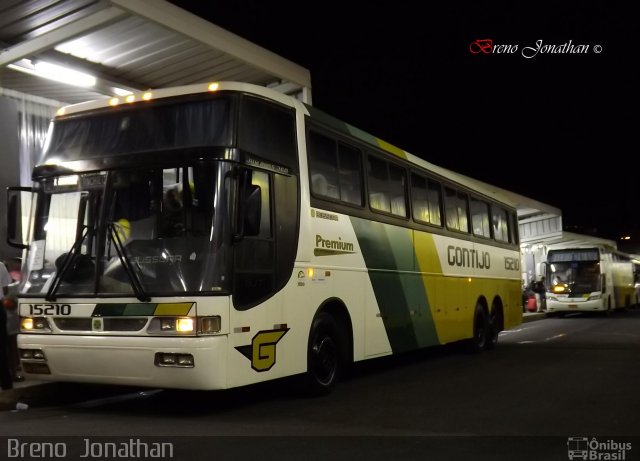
[234,170,262,241]
[243,184,261,237]
[6,187,34,249]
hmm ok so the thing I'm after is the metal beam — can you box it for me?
[0,6,127,67]
[109,0,312,90]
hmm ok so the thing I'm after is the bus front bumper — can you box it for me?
[17,334,228,390]
[546,297,606,313]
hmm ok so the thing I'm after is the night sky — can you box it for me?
[171,1,637,243]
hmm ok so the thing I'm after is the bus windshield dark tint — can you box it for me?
[42,96,233,162]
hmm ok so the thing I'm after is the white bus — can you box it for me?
[545,245,637,315]
[7,81,522,393]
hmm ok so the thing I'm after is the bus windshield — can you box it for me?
[21,161,233,298]
[548,261,601,295]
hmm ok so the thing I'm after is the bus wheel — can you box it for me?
[306,312,342,395]
[486,308,503,350]
[467,305,489,353]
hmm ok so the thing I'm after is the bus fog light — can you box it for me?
[199,316,221,334]
[33,350,45,360]
[19,349,46,361]
[155,353,194,368]
[177,355,194,367]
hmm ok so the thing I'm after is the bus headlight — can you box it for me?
[589,294,602,300]
[176,318,194,332]
[148,317,196,335]
[21,317,52,333]
[147,316,221,335]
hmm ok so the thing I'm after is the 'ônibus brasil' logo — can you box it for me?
[235,328,289,372]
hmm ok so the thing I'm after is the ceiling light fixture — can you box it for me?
[8,59,96,88]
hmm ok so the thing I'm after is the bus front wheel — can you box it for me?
[305,312,343,395]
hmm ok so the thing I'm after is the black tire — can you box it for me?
[467,305,489,353]
[305,312,343,396]
[486,308,503,350]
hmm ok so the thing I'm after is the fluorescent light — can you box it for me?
[113,87,133,96]
[8,59,96,88]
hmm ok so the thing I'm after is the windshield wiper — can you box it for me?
[108,222,151,302]
[45,228,89,302]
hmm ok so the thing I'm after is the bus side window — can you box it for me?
[470,197,490,238]
[444,187,469,233]
[492,206,509,242]
[308,131,339,200]
[368,156,407,217]
[411,174,442,226]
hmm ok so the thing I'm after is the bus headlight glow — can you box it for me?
[150,317,196,335]
[176,318,194,332]
[21,317,51,332]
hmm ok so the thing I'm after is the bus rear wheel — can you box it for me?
[305,312,343,395]
[467,305,489,353]
[486,308,503,350]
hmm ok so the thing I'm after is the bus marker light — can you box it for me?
[208,82,219,92]
[125,94,135,103]
[307,268,314,278]
[142,91,153,100]
[199,316,221,334]
[109,97,119,106]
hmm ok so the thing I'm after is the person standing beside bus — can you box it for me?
[533,276,547,313]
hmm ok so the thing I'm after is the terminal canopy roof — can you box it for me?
[0,0,311,105]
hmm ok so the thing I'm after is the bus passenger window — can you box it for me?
[368,156,391,213]
[492,206,509,242]
[412,174,442,226]
[308,132,339,199]
[368,156,407,217]
[470,197,490,238]
[444,187,469,233]
[337,143,363,206]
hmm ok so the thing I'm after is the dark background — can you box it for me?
[171,1,637,246]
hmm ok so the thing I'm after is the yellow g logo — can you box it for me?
[236,328,289,372]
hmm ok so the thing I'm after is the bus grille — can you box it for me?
[53,318,149,332]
